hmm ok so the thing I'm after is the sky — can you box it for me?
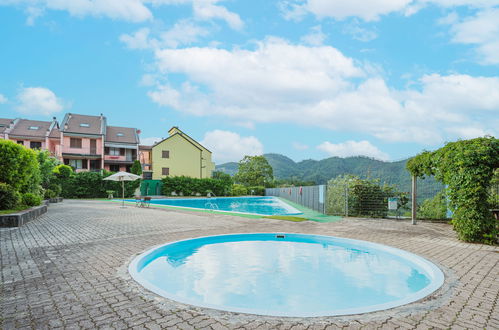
[0,0,498,164]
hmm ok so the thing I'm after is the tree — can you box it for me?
[407,137,499,243]
[234,155,274,187]
[131,160,142,175]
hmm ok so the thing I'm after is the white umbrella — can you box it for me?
[103,171,141,208]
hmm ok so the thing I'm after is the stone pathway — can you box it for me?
[1,200,498,329]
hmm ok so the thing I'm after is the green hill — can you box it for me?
[216,153,442,194]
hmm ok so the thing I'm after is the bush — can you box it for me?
[327,175,396,218]
[21,192,42,207]
[53,164,73,178]
[161,176,232,197]
[0,139,41,193]
[44,189,57,199]
[418,191,448,220]
[0,183,20,210]
[247,186,265,196]
[232,184,247,196]
[407,137,499,243]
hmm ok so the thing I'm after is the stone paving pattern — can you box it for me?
[1,200,498,329]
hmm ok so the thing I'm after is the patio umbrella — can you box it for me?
[103,171,141,208]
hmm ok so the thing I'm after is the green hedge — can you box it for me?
[231,184,247,196]
[161,176,232,196]
[247,186,265,196]
[57,171,140,199]
[0,183,20,210]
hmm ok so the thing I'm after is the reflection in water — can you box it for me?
[141,239,432,315]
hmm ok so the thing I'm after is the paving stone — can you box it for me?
[0,200,497,329]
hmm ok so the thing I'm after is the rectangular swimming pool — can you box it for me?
[137,196,302,216]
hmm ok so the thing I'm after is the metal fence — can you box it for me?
[265,185,327,214]
[325,175,447,220]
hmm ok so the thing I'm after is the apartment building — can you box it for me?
[151,126,215,180]
[1,113,140,173]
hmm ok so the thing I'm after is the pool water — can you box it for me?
[142,196,302,216]
[129,233,444,317]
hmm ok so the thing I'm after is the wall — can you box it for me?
[61,136,102,155]
[152,134,202,180]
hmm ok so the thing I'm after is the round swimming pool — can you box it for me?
[129,233,444,317]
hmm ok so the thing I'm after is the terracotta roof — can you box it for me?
[8,119,52,138]
[105,126,138,144]
[61,113,104,135]
[0,118,14,133]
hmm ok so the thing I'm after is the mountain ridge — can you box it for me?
[216,153,414,191]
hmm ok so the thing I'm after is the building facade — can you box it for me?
[151,127,215,180]
[1,113,140,173]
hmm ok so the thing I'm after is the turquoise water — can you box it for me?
[130,234,444,317]
[141,196,302,216]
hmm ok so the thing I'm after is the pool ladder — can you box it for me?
[205,201,219,211]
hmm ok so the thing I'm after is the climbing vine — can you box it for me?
[407,137,499,244]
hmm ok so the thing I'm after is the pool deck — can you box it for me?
[1,200,498,329]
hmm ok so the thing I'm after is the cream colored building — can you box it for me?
[151,127,215,180]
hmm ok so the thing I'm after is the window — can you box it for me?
[70,138,82,148]
[17,140,24,145]
[30,141,42,149]
[117,133,124,137]
[28,126,39,130]
[162,150,170,158]
[162,167,169,176]
[109,165,120,172]
[107,147,121,156]
[69,159,83,169]
[79,123,90,127]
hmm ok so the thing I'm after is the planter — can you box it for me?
[49,197,64,203]
[0,205,47,227]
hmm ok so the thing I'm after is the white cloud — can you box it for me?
[16,87,65,116]
[280,0,413,22]
[120,20,210,50]
[147,38,499,145]
[0,94,7,104]
[1,0,242,27]
[444,8,499,65]
[279,0,499,22]
[317,140,390,161]
[342,20,378,42]
[120,27,153,49]
[139,136,162,145]
[201,130,263,163]
[301,25,326,46]
[0,0,153,23]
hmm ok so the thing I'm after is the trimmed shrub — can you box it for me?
[232,184,247,196]
[0,183,20,210]
[0,139,41,193]
[53,164,73,178]
[161,176,232,197]
[21,192,42,207]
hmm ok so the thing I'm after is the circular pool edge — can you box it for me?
[128,233,445,317]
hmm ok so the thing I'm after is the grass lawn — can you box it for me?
[263,215,308,222]
[0,206,31,215]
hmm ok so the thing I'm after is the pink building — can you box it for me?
[0,117,60,153]
[0,113,143,173]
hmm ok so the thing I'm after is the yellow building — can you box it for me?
[151,127,215,180]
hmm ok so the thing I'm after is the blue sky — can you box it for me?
[1,0,498,164]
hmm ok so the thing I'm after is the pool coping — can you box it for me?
[107,196,302,218]
[128,232,446,318]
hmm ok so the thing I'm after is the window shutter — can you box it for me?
[162,167,169,176]
[162,150,170,158]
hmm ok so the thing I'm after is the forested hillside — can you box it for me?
[216,153,440,193]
